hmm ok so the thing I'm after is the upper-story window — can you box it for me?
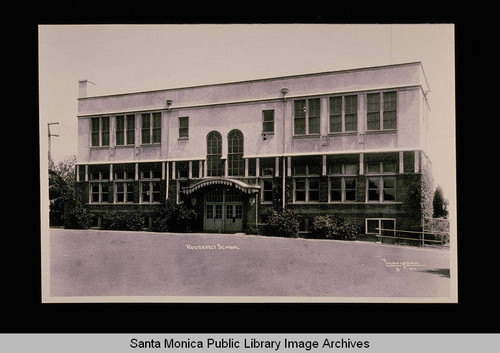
[294,98,320,135]
[141,112,161,144]
[227,129,244,176]
[116,114,135,146]
[329,95,358,133]
[367,91,397,131]
[91,116,110,147]
[206,131,223,177]
[179,116,189,139]
[262,110,274,134]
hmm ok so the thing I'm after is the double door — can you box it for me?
[204,189,243,232]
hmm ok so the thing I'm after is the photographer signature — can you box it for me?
[382,258,426,272]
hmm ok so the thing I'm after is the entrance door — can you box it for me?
[205,203,224,232]
[204,189,243,232]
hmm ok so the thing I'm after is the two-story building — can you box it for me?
[74,61,434,236]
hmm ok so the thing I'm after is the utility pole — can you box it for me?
[48,122,59,169]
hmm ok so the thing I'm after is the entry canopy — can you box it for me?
[182,178,261,195]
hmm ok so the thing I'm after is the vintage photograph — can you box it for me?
[39,24,457,303]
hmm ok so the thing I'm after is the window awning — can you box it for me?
[182,178,261,195]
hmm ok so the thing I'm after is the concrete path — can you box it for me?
[49,229,452,301]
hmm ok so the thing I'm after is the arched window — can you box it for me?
[206,131,223,176]
[227,129,244,176]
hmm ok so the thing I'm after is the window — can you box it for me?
[192,160,200,179]
[367,93,381,131]
[329,162,357,202]
[114,170,134,203]
[179,116,189,139]
[226,204,243,220]
[115,114,135,146]
[383,91,397,129]
[366,91,397,131]
[293,163,321,203]
[141,112,161,144]
[260,158,275,177]
[262,110,274,134]
[262,179,273,203]
[294,98,321,135]
[366,218,396,238]
[308,98,320,134]
[366,161,397,202]
[90,171,109,203]
[215,204,223,219]
[176,180,188,204]
[329,95,358,133]
[227,129,244,176]
[176,161,189,179]
[207,131,223,177]
[294,100,306,135]
[140,170,161,203]
[91,116,110,147]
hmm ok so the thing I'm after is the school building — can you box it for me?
[74,62,434,236]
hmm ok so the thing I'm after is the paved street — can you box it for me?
[49,228,452,301]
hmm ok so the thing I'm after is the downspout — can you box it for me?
[256,192,259,229]
[165,101,172,200]
[281,87,289,209]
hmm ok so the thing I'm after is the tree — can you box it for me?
[432,185,449,218]
[49,155,77,224]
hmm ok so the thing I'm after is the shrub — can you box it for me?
[311,215,360,241]
[152,200,197,233]
[101,210,145,231]
[175,204,198,233]
[244,225,262,235]
[66,207,94,229]
[263,209,299,238]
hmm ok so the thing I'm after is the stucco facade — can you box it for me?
[75,62,432,236]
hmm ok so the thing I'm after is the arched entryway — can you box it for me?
[182,178,260,233]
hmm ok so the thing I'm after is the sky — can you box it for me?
[38,24,455,206]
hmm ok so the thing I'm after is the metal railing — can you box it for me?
[374,228,449,247]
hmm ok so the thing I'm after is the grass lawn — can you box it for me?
[48,228,452,301]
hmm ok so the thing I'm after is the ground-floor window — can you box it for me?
[90,171,109,203]
[329,176,356,202]
[365,218,396,237]
[367,176,396,202]
[114,170,134,203]
[294,177,320,202]
[140,169,161,203]
[261,178,273,203]
[91,183,109,203]
[115,182,135,203]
